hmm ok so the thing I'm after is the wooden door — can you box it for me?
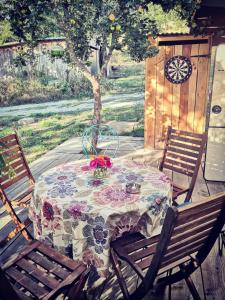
[144,35,211,149]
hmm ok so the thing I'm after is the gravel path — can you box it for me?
[0,92,144,117]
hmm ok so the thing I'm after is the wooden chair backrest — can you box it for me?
[159,126,207,178]
[0,244,89,300]
[124,206,179,298]
[0,133,34,192]
[160,192,225,269]
[130,192,225,298]
[0,133,33,247]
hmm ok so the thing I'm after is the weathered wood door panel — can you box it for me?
[145,35,211,149]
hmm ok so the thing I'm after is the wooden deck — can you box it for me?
[0,136,225,300]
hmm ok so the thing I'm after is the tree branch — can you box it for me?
[58,23,94,82]
[65,37,93,82]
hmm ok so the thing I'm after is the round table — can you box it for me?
[29,159,172,286]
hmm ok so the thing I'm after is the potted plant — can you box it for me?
[89,155,112,179]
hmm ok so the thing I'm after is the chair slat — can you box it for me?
[164,157,196,171]
[2,170,29,189]
[0,139,19,149]
[0,166,24,184]
[173,212,219,237]
[37,242,81,270]
[136,255,153,270]
[12,189,33,207]
[11,286,31,300]
[170,134,203,145]
[169,140,200,152]
[16,258,59,289]
[111,232,146,249]
[27,251,70,279]
[1,146,21,158]
[0,134,17,144]
[177,202,224,223]
[171,128,203,139]
[124,234,160,254]
[0,160,24,182]
[163,163,193,176]
[161,242,205,268]
[6,266,49,298]
[132,224,212,269]
[166,228,212,257]
[167,146,199,158]
[129,243,157,262]
[166,152,197,165]
[6,152,23,163]
[8,158,24,169]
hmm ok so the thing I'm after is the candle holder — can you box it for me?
[126,182,141,194]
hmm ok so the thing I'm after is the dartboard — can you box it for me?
[165,55,192,84]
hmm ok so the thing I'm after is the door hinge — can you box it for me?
[190,54,209,58]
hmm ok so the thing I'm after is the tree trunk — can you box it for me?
[91,76,102,148]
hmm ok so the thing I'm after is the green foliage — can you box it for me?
[0,141,16,178]
[143,3,188,33]
[0,76,62,106]
[0,20,15,44]
[102,103,144,123]
[0,73,94,106]
[1,0,198,64]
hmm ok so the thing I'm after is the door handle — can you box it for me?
[212,105,222,114]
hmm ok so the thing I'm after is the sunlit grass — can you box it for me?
[0,62,144,162]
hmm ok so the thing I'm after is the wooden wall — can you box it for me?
[144,35,212,149]
[0,39,99,78]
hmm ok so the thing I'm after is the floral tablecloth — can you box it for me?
[29,159,172,286]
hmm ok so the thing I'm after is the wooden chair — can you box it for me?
[110,192,225,300]
[0,132,35,246]
[0,240,89,300]
[0,193,90,300]
[159,126,207,205]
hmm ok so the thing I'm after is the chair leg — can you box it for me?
[172,197,178,207]
[110,249,130,300]
[184,275,201,300]
[218,231,225,256]
[167,269,172,300]
[200,265,207,300]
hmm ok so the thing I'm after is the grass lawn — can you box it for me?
[0,60,144,163]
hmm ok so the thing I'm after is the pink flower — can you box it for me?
[93,185,139,207]
[155,198,161,205]
[90,159,98,169]
[106,160,112,168]
[98,158,106,167]
[89,155,112,170]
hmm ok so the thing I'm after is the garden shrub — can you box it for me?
[0,76,63,106]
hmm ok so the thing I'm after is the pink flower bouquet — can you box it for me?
[89,155,112,178]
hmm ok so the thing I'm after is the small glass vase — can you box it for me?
[93,167,108,179]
